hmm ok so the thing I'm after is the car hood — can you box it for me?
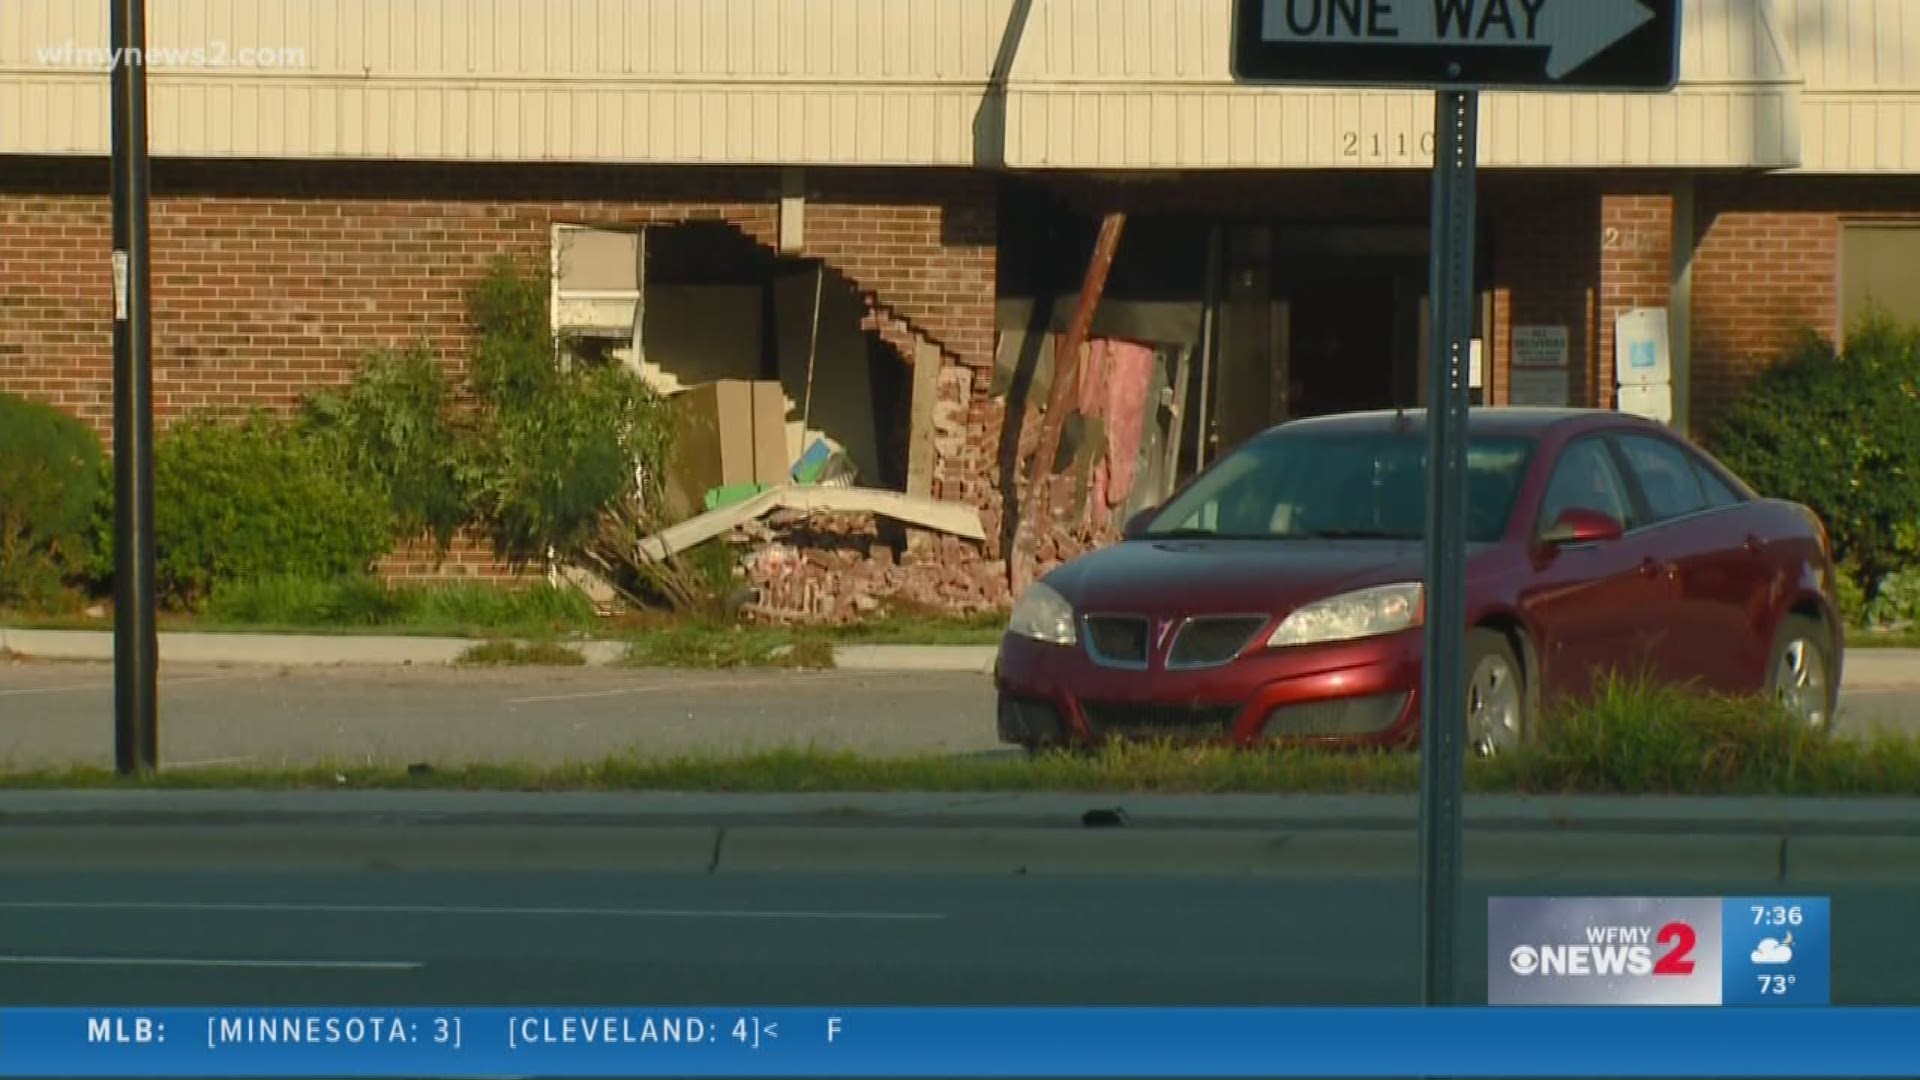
[1042,538,1462,618]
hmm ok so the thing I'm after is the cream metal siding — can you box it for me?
[0,0,1911,172]
[1783,0,1920,171]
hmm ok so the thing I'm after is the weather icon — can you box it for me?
[1752,934,1795,965]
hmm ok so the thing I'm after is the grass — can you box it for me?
[7,677,1917,795]
[3,577,1006,664]
[1848,626,1920,649]
[457,640,588,667]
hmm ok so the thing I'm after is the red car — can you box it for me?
[995,408,1843,754]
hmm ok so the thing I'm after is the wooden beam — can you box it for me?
[1012,211,1127,594]
[906,338,941,499]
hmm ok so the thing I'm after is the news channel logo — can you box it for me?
[1487,897,1830,1006]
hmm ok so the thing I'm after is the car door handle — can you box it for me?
[1744,534,1762,554]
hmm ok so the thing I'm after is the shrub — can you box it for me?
[302,345,476,550]
[1710,312,1920,588]
[1835,565,1869,628]
[1866,568,1920,629]
[0,393,106,608]
[150,415,392,606]
[463,259,678,566]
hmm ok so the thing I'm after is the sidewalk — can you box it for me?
[5,626,1918,683]
[0,627,994,674]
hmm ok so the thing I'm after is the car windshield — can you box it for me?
[1142,427,1537,544]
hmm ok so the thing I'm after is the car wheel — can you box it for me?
[1465,628,1530,757]
[1766,614,1838,733]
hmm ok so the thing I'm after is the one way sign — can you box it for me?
[1232,0,1680,91]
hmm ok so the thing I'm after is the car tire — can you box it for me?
[1765,614,1839,734]
[1464,628,1531,757]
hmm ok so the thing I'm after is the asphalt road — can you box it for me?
[2,831,1916,1008]
[2,660,1916,769]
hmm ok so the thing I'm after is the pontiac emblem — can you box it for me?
[1155,618,1180,653]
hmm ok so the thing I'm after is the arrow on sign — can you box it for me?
[1263,0,1656,80]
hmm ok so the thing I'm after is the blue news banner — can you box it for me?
[0,895,1901,1077]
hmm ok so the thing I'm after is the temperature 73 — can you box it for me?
[1758,974,1797,995]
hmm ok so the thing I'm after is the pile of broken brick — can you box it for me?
[734,508,1114,625]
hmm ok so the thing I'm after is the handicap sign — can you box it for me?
[1614,308,1671,388]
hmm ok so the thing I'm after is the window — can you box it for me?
[1538,438,1634,531]
[1693,460,1745,509]
[1615,435,1710,524]
[1146,428,1535,544]
[1842,225,1920,332]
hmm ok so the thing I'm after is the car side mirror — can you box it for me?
[1123,507,1158,540]
[1540,507,1625,546]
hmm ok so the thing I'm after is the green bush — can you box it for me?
[463,259,677,566]
[150,415,392,606]
[302,345,476,550]
[0,393,106,608]
[1710,312,1920,588]
[1866,568,1920,629]
[1835,565,1869,627]
[302,260,679,583]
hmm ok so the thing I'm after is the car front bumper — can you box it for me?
[993,629,1423,750]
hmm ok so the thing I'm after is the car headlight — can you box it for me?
[1267,582,1424,648]
[1007,582,1077,646]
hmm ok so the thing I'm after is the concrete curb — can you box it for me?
[830,644,998,674]
[2,820,1914,881]
[5,791,1918,879]
[6,790,1919,834]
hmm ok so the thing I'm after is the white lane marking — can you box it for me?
[508,671,899,706]
[0,900,944,922]
[0,674,250,698]
[0,956,421,971]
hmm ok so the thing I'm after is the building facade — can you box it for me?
[3,0,1918,597]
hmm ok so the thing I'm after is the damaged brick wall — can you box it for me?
[0,158,1003,598]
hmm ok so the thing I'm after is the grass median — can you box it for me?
[6,679,1917,796]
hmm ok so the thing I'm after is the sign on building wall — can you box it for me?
[1614,307,1673,423]
[1507,324,1570,407]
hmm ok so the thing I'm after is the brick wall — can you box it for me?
[0,158,997,582]
[1596,189,1676,412]
[1684,176,1920,432]
[1489,178,1601,408]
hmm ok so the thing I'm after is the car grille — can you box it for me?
[1168,616,1269,668]
[1261,693,1410,738]
[1084,616,1150,667]
[1081,701,1239,741]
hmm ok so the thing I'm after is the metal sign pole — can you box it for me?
[109,0,160,775]
[1418,87,1479,1008]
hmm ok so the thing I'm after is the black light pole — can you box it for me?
[109,0,159,775]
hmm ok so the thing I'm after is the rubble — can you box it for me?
[736,510,1016,625]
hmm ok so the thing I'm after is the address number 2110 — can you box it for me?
[1341,131,1437,160]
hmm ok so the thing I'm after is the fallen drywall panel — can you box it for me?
[636,485,986,562]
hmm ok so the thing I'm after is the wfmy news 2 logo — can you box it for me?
[1487,896,1831,1006]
